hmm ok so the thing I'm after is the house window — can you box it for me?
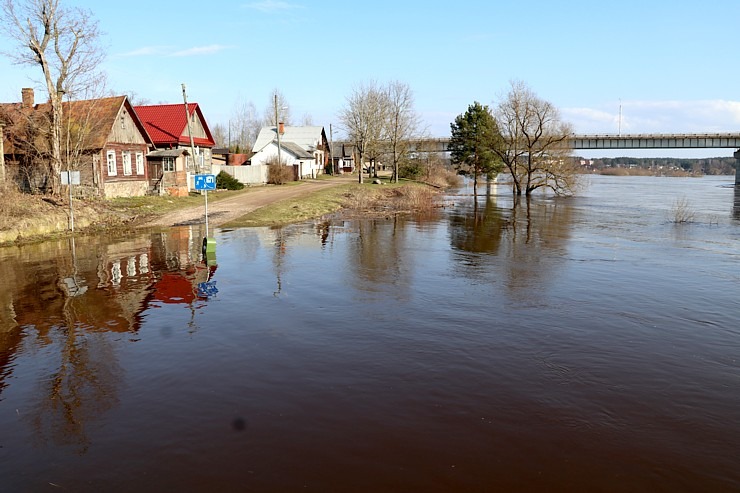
[135,152,144,175]
[121,112,126,129]
[122,151,132,175]
[163,156,175,172]
[107,150,117,176]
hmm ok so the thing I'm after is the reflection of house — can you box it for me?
[251,123,329,179]
[0,89,154,197]
[134,103,216,196]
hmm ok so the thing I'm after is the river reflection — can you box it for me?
[0,228,217,451]
[1,176,739,492]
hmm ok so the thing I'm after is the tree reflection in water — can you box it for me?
[0,229,216,454]
[448,189,576,300]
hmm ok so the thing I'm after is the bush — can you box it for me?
[399,161,423,180]
[670,197,695,224]
[267,164,294,185]
[216,171,244,190]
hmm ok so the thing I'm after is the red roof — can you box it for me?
[134,103,215,148]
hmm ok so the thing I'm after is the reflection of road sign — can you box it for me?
[195,174,216,190]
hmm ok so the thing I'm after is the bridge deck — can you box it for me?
[570,133,740,149]
[406,133,740,152]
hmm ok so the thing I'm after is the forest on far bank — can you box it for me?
[577,156,736,176]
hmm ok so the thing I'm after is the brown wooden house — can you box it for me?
[0,89,154,198]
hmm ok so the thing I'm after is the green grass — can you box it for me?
[222,178,428,228]
[223,184,355,227]
[107,189,246,214]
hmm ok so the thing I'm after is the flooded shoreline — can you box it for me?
[1,175,739,492]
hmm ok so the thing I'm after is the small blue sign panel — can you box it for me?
[195,174,216,190]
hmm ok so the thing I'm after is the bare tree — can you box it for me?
[230,97,259,152]
[263,88,292,126]
[338,81,388,184]
[211,122,227,148]
[385,81,421,183]
[493,81,577,195]
[300,112,314,126]
[1,0,104,195]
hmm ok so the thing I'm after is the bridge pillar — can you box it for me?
[734,150,740,186]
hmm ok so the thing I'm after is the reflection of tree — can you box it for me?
[28,318,121,454]
[449,195,506,256]
[733,186,740,220]
[347,217,413,300]
[449,191,576,298]
[499,196,575,298]
[27,262,121,454]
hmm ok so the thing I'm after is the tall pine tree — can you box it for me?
[448,102,503,198]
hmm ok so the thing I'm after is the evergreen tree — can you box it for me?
[448,102,503,197]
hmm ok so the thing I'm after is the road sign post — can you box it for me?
[61,171,80,231]
[194,174,217,254]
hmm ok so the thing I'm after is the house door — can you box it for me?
[149,161,163,187]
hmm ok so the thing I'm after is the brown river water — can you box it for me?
[0,175,738,492]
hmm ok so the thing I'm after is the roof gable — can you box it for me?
[1,95,153,152]
[134,103,215,148]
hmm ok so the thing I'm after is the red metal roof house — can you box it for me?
[134,103,215,196]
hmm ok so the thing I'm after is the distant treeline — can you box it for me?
[579,156,736,176]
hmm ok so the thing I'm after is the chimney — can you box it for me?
[21,88,34,109]
[278,121,285,135]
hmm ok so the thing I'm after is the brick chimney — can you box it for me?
[21,88,34,109]
[278,121,285,135]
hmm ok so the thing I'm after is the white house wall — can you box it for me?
[251,142,298,167]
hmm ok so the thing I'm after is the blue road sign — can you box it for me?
[194,174,216,190]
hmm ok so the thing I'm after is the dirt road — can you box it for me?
[141,174,356,228]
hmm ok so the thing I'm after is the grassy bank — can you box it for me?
[107,188,246,219]
[0,186,248,247]
[1,176,447,246]
[223,179,440,228]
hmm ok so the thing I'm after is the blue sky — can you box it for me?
[2,0,740,157]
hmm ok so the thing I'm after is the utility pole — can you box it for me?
[274,94,282,167]
[182,83,199,173]
[329,123,334,175]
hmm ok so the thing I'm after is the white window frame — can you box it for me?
[163,156,175,172]
[135,152,144,175]
[122,151,132,176]
[106,150,117,176]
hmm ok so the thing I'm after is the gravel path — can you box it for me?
[141,175,356,228]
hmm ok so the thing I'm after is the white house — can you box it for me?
[251,123,329,179]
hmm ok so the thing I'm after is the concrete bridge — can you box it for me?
[410,133,740,185]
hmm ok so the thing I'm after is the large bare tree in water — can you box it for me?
[1,0,104,195]
[494,80,578,196]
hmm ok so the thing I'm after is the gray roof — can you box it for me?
[252,125,324,153]
[147,149,188,158]
[280,141,314,159]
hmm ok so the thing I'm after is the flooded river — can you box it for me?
[1,175,739,492]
